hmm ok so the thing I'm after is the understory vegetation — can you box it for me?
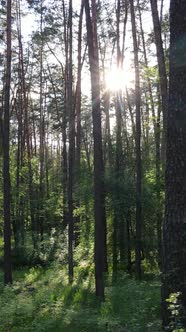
[0,261,161,332]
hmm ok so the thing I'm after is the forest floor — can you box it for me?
[0,262,162,332]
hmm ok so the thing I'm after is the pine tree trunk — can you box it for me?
[126,209,132,273]
[130,0,142,280]
[39,1,45,243]
[17,11,36,250]
[156,85,162,269]
[150,0,168,161]
[91,0,107,274]
[68,0,75,283]
[3,0,12,285]
[113,0,124,278]
[62,0,68,230]
[74,0,84,246]
[162,0,186,327]
[85,0,107,298]
[103,91,112,167]
[138,0,162,268]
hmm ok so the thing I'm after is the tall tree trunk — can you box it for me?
[62,0,68,230]
[85,0,107,299]
[103,90,112,167]
[130,0,142,280]
[126,209,132,273]
[68,0,75,283]
[76,0,84,180]
[3,0,12,285]
[162,0,186,327]
[113,0,128,277]
[118,0,128,271]
[156,84,162,269]
[112,0,122,279]
[138,0,162,267]
[91,0,107,274]
[16,3,36,250]
[74,0,84,246]
[137,0,153,156]
[14,66,23,250]
[16,0,26,249]
[150,0,168,161]
[39,1,45,243]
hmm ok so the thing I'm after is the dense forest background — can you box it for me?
[0,0,185,331]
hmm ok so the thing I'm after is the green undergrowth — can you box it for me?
[0,264,161,332]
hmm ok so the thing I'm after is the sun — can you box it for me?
[105,66,133,92]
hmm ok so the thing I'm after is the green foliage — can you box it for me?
[101,275,161,332]
[0,283,33,331]
[0,265,161,332]
[166,293,185,332]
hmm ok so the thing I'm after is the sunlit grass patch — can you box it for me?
[0,264,162,332]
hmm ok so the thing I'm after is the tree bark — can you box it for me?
[85,0,107,299]
[62,0,68,230]
[39,1,45,243]
[129,0,142,280]
[91,0,107,274]
[76,0,84,180]
[138,0,162,268]
[150,0,168,161]
[17,5,36,250]
[68,0,75,283]
[3,0,12,285]
[112,0,122,279]
[162,0,186,327]
[74,0,84,246]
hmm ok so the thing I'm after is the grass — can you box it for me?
[0,263,162,332]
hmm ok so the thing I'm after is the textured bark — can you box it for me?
[156,85,162,269]
[162,0,186,327]
[113,0,122,278]
[85,0,107,298]
[14,54,25,249]
[61,0,68,230]
[138,0,162,267]
[17,7,36,249]
[103,90,112,167]
[113,0,128,277]
[76,0,84,178]
[62,93,68,229]
[3,0,12,285]
[130,0,142,280]
[39,1,45,243]
[68,0,75,283]
[126,209,132,273]
[118,0,128,270]
[91,0,108,274]
[14,0,22,250]
[160,0,164,23]
[137,0,153,150]
[150,0,168,161]
[74,0,84,246]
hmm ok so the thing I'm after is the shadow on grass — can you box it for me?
[103,275,161,332]
[30,275,106,332]
[0,264,162,332]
